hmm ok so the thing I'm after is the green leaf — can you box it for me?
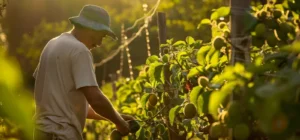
[187,66,204,79]
[136,127,146,140]
[198,19,211,29]
[169,105,181,126]
[133,81,142,93]
[197,46,211,65]
[210,11,219,20]
[198,91,211,115]
[210,50,220,67]
[173,40,186,47]
[141,93,151,109]
[216,7,230,17]
[190,86,202,105]
[148,62,164,84]
[205,46,216,64]
[280,41,300,53]
[209,82,237,119]
[186,36,195,45]
[146,55,160,65]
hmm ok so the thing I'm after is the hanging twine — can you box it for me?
[230,35,252,64]
[143,4,151,57]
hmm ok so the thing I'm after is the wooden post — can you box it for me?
[230,0,251,140]
[157,12,167,57]
[230,0,251,64]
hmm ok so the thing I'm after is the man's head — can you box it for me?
[69,5,117,49]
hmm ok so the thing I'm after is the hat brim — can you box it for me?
[69,16,118,40]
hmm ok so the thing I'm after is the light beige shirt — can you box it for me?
[33,32,98,140]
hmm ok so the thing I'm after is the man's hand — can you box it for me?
[121,114,135,121]
[115,119,130,136]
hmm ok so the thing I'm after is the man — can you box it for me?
[33,5,133,140]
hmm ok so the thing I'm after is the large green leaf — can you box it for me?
[197,19,211,29]
[209,82,237,119]
[169,105,181,126]
[140,93,151,109]
[210,11,219,20]
[280,41,300,53]
[196,46,211,65]
[190,86,202,106]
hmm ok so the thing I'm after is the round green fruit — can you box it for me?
[110,129,123,140]
[265,19,279,29]
[198,76,209,87]
[266,32,278,47]
[252,37,265,48]
[148,94,158,106]
[128,120,140,133]
[273,10,282,19]
[233,123,250,140]
[162,54,169,63]
[213,37,226,50]
[184,103,197,119]
[210,122,226,138]
[255,23,266,37]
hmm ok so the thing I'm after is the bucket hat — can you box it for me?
[69,5,117,40]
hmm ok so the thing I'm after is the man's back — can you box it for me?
[33,32,98,140]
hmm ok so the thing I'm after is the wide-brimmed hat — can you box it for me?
[69,5,117,40]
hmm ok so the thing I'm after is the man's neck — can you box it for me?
[70,29,91,50]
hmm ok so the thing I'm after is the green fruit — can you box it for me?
[224,30,230,39]
[148,94,158,106]
[198,76,209,87]
[147,102,155,110]
[156,124,166,134]
[257,11,267,20]
[233,123,250,140]
[213,37,226,50]
[210,122,226,138]
[128,120,140,133]
[266,32,278,47]
[184,103,197,119]
[276,29,288,41]
[255,23,266,37]
[110,129,123,140]
[162,54,169,63]
[252,37,265,48]
[273,10,282,19]
[265,19,279,29]
[280,22,294,33]
[218,22,227,29]
[144,130,151,138]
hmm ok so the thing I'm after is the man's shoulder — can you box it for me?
[53,32,88,52]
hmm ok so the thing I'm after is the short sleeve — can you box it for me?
[33,63,40,79]
[71,50,98,89]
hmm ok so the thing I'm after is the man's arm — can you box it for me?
[80,86,129,135]
[87,106,136,121]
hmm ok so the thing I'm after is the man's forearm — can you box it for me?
[89,92,123,125]
[87,106,108,120]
